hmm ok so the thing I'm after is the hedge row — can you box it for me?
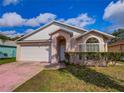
[65,52,124,66]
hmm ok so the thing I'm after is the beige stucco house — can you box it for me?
[16,21,114,63]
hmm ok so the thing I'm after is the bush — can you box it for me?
[65,52,124,66]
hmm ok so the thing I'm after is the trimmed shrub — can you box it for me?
[65,52,124,66]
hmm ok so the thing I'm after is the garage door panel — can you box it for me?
[20,46,49,62]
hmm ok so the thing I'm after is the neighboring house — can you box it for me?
[108,40,124,52]
[0,40,16,58]
[16,21,114,63]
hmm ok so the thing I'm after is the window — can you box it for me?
[86,43,99,52]
[86,37,99,43]
[86,37,99,52]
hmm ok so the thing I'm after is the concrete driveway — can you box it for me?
[0,62,45,92]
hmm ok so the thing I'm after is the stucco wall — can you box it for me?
[16,45,21,61]
[50,30,108,63]
[24,24,83,41]
[50,30,72,63]
[24,24,60,40]
[54,23,86,36]
[71,32,108,52]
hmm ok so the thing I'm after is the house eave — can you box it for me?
[17,39,49,44]
[76,30,115,40]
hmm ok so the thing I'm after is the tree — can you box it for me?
[110,29,124,43]
[0,34,11,43]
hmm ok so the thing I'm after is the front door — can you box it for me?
[57,36,66,62]
[60,44,65,61]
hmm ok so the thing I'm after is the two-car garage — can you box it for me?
[18,45,50,62]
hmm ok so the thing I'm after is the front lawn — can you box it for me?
[14,63,124,92]
[0,58,16,65]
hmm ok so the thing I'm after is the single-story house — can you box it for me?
[0,40,16,58]
[16,21,114,63]
[108,40,124,52]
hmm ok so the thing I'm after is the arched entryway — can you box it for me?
[57,36,66,62]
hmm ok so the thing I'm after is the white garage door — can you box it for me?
[20,46,50,62]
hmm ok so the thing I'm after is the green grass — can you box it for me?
[14,63,124,92]
[0,57,16,65]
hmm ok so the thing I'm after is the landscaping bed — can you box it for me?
[14,63,124,92]
[0,58,16,65]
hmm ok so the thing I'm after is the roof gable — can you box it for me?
[76,30,115,40]
[49,28,73,36]
[17,21,87,41]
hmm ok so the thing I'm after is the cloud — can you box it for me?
[25,18,40,27]
[0,30,16,35]
[3,0,20,6]
[0,29,35,38]
[0,30,23,37]
[103,0,124,30]
[106,24,124,32]
[25,13,56,27]
[0,13,95,38]
[0,12,95,28]
[24,29,34,34]
[64,13,95,28]
[36,13,57,24]
[0,12,57,27]
[0,12,25,27]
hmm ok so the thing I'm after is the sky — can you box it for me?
[0,0,124,37]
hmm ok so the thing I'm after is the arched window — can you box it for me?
[86,37,99,43]
[86,37,99,52]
